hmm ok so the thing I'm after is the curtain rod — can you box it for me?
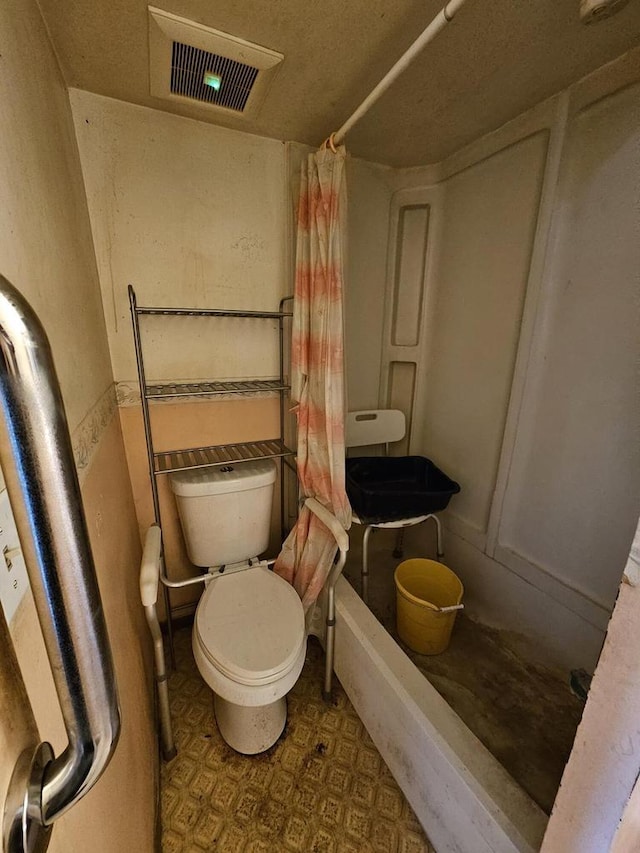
[330,0,468,147]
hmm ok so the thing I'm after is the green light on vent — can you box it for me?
[203,71,222,91]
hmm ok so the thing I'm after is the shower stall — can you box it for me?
[294,19,640,852]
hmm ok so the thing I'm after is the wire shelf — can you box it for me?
[145,379,290,399]
[135,306,292,319]
[153,439,294,474]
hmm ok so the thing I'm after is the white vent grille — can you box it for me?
[148,7,284,118]
[170,42,259,112]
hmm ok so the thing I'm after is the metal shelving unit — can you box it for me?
[128,285,295,658]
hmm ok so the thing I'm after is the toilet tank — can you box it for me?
[169,459,277,567]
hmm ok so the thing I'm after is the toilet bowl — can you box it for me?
[193,564,306,753]
[169,459,306,754]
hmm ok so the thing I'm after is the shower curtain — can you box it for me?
[274,142,352,614]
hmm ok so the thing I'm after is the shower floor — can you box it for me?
[343,526,585,815]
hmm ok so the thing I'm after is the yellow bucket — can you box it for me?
[394,559,464,655]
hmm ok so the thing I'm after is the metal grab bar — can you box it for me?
[0,276,120,852]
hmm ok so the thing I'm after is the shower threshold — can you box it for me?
[332,577,548,853]
[325,521,589,851]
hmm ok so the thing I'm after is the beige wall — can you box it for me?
[11,417,156,852]
[611,744,640,853]
[0,4,113,431]
[0,0,156,849]
[72,93,294,604]
[70,90,290,385]
[119,395,282,612]
[542,527,640,852]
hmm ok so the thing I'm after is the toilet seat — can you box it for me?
[195,566,305,687]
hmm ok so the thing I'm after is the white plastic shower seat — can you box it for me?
[345,409,444,603]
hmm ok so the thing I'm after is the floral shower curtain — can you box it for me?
[274,142,352,614]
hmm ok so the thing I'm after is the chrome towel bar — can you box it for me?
[0,276,120,852]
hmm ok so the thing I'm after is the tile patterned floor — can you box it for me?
[162,627,434,852]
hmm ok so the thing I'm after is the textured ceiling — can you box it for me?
[40,0,640,166]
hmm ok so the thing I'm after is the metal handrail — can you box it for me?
[140,525,176,762]
[304,498,349,700]
[0,276,120,851]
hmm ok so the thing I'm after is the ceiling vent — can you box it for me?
[148,7,283,117]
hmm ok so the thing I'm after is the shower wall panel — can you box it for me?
[421,132,548,541]
[381,202,430,455]
[379,186,442,457]
[366,51,640,669]
[387,361,417,455]
[496,79,640,615]
[391,205,429,347]
[345,157,395,411]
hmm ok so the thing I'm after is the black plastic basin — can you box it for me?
[345,456,460,524]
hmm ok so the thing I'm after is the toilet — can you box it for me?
[169,459,306,754]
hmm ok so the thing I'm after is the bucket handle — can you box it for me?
[435,604,464,614]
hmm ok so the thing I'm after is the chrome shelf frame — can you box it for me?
[129,286,295,662]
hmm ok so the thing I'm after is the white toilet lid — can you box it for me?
[195,566,305,686]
